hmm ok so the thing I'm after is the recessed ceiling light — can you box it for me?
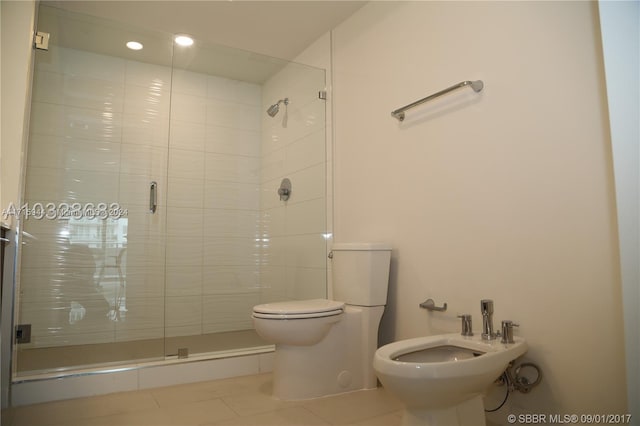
[174,35,194,47]
[126,41,143,50]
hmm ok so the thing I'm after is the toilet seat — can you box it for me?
[252,299,344,320]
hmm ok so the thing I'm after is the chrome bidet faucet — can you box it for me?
[480,299,497,340]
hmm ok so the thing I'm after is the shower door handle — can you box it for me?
[149,181,157,214]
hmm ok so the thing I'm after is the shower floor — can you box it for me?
[16,329,268,376]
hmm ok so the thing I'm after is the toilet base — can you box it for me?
[401,395,486,426]
[272,305,384,400]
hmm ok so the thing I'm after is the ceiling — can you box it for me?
[46,0,366,61]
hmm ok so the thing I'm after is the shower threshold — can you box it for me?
[15,329,270,379]
[11,338,275,406]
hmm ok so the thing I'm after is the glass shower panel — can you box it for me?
[259,59,328,306]
[168,41,327,357]
[15,5,173,375]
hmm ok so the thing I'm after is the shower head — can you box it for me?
[267,98,289,117]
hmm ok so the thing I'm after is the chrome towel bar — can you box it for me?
[391,80,484,122]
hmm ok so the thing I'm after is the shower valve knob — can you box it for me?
[278,187,290,200]
[278,178,292,201]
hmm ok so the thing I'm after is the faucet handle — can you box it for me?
[457,314,474,336]
[500,320,519,344]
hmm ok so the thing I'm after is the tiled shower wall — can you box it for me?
[165,68,263,338]
[19,45,266,348]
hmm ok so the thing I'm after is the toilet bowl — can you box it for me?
[374,333,528,426]
[252,243,392,400]
[252,299,344,346]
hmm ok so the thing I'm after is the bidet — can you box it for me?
[374,333,528,426]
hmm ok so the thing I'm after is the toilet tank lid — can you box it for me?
[332,243,391,251]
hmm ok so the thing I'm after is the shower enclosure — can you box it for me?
[13,5,327,377]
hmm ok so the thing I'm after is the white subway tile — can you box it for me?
[114,296,164,332]
[166,207,203,237]
[166,235,203,267]
[171,92,207,123]
[125,60,172,89]
[121,112,170,147]
[117,266,165,299]
[123,84,171,117]
[285,234,327,269]
[114,327,164,343]
[202,293,258,333]
[285,198,326,235]
[260,207,286,238]
[120,143,169,177]
[170,120,206,152]
[167,177,204,208]
[207,75,236,101]
[258,236,287,268]
[205,126,260,156]
[202,266,260,294]
[166,266,202,297]
[286,98,325,143]
[203,208,260,238]
[165,295,202,328]
[32,71,125,113]
[204,153,260,184]
[258,265,290,300]
[30,102,123,143]
[285,130,325,174]
[168,148,205,180]
[235,81,262,106]
[165,324,202,338]
[25,167,119,204]
[124,235,166,268]
[28,134,121,173]
[261,148,286,183]
[172,69,208,96]
[35,46,126,83]
[204,181,259,211]
[203,237,260,267]
[287,267,327,300]
[287,163,326,203]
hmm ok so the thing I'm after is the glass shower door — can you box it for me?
[14,5,172,375]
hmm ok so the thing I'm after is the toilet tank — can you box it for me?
[331,243,392,306]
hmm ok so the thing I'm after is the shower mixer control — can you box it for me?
[278,178,292,201]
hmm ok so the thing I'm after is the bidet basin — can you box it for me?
[374,333,527,409]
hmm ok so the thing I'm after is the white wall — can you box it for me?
[0,0,36,226]
[332,1,626,418]
[598,1,640,422]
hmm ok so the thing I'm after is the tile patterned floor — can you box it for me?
[1,373,404,426]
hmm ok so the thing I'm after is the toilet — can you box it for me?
[252,243,392,400]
